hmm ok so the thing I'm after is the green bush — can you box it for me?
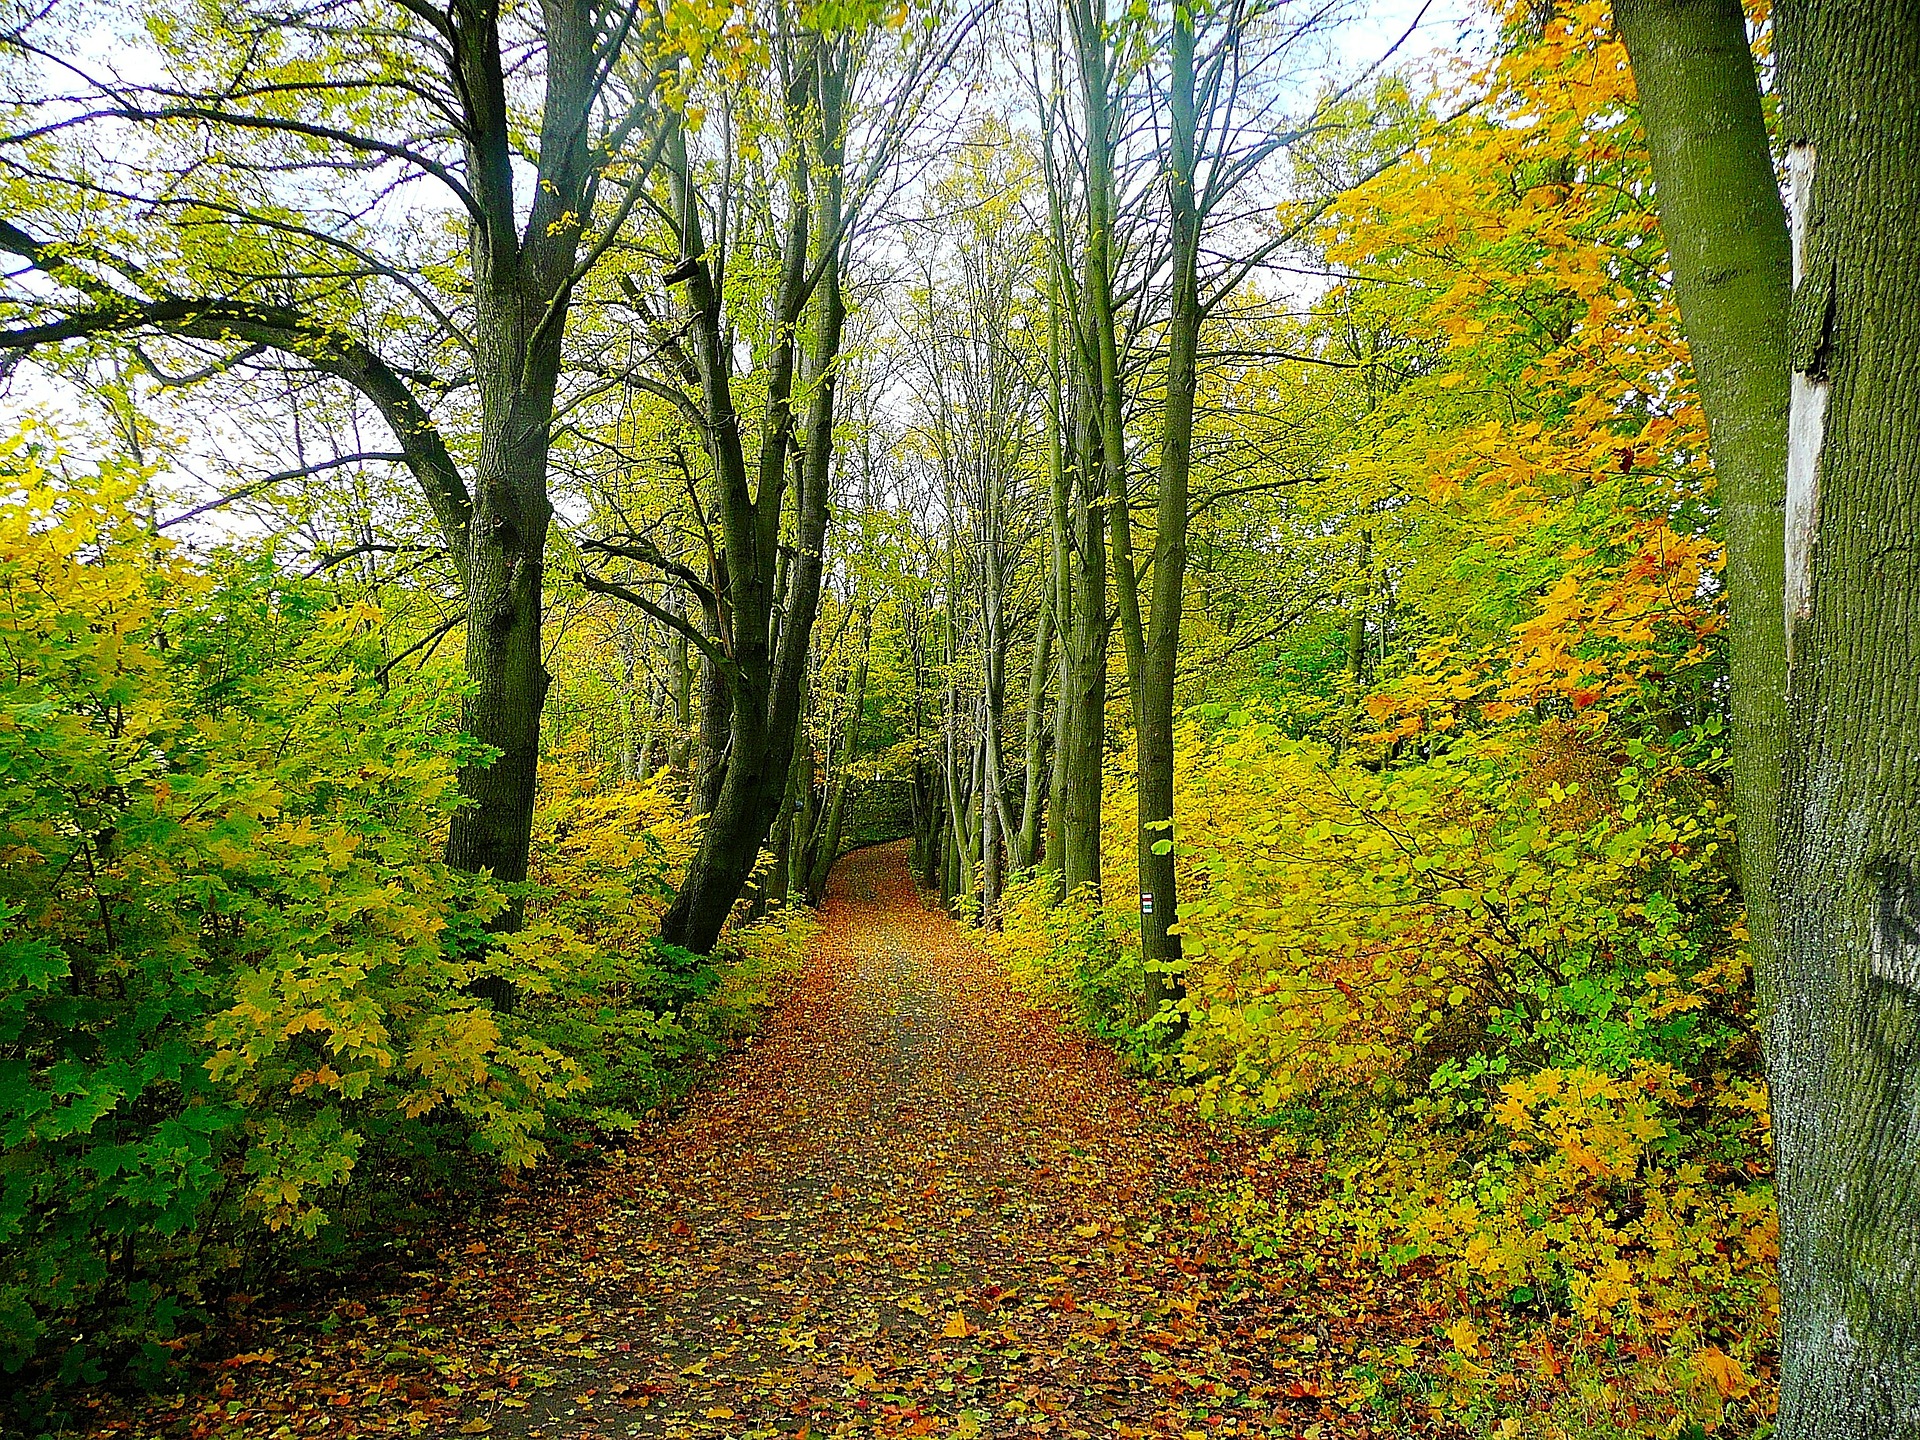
[0,452,579,1388]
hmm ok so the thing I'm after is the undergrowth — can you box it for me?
[0,460,812,1415]
[991,711,1776,1439]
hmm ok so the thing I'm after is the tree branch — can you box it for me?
[0,283,473,573]
[156,451,411,530]
[579,570,735,680]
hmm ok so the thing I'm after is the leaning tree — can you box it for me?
[574,0,976,953]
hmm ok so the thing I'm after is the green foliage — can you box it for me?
[517,762,815,1131]
[0,433,815,1391]
[993,875,1144,1050]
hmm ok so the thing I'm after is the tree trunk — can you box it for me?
[1614,0,1791,1001]
[1766,6,1920,1434]
[1012,587,1054,874]
[442,0,599,979]
[445,472,550,914]
[446,295,567,1003]
[692,565,732,820]
[766,666,813,910]
[657,51,849,955]
[670,597,693,785]
[1348,529,1371,684]
[1058,387,1108,899]
[943,712,978,914]
[1131,5,1199,1025]
[635,680,665,780]
[806,603,872,904]
[1040,295,1073,895]
[1056,0,1122,910]
[765,778,796,911]
[980,545,1008,920]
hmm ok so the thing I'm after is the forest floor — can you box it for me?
[79,841,1442,1440]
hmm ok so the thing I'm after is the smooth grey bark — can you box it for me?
[1764,5,1920,1435]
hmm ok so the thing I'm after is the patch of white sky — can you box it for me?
[8,0,1491,541]
[868,0,1490,464]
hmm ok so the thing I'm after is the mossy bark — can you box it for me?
[1057,383,1108,900]
[1613,0,1790,1008]
[1132,7,1199,1024]
[657,51,849,954]
[1767,4,1920,1433]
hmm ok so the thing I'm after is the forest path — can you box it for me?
[452,839,1413,1440]
[95,841,1432,1440]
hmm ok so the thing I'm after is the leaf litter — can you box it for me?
[73,841,1441,1439]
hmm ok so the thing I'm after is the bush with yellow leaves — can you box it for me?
[998,704,1775,1433]
[0,440,591,1379]
[520,755,815,1131]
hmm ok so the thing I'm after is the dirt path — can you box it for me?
[461,841,1401,1440]
[83,841,1431,1440]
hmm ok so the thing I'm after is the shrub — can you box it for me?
[998,704,1774,1433]
[993,873,1145,1047]
[520,761,815,1130]
[0,439,586,1383]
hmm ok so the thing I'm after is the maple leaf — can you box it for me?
[1693,1346,1753,1398]
[1444,1318,1483,1358]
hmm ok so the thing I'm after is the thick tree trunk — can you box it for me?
[447,307,567,1007]
[441,0,597,980]
[1766,6,1920,1435]
[941,803,960,906]
[916,755,942,891]
[657,53,848,954]
[1055,0,1122,909]
[1614,0,1791,1000]
[446,452,550,914]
